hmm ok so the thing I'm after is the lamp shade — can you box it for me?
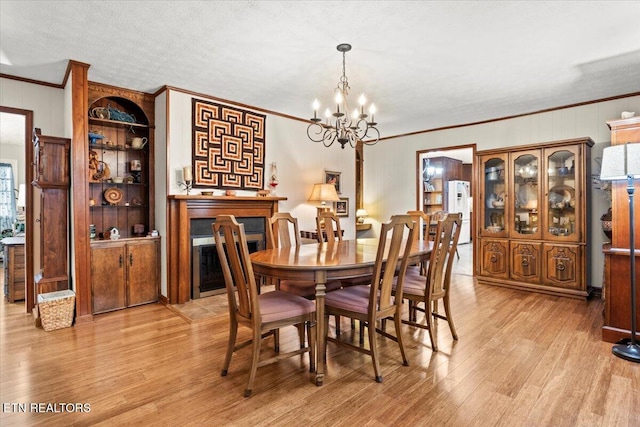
[600,143,640,181]
[17,184,26,208]
[308,183,340,203]
[355,209,368,218]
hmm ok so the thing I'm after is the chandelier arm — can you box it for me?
[307,122,330,143]
[361,125,380,146]
[323,128,338,148]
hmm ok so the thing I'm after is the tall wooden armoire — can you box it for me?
[32,128,71,298]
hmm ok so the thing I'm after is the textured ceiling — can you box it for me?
[1,1,640,140]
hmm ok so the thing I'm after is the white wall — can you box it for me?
[156,89,357,297]
[165,89,356,231]
[365,95,640,288]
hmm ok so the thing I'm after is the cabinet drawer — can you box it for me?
[510,241,542,284]
[478,238,509,278]
[543,244,581,290]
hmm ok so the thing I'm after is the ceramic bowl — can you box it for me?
[111,176,125,183]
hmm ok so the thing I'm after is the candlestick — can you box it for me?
[183,165,193,182]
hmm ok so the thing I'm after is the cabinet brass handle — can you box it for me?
[521,259,529,267]
[119,254,123,268]
[556,262,565,271]
[129,253,133,266]
[490,255,497,263]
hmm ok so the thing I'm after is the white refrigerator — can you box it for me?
[447,180,471,244]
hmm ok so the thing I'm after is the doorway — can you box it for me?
[417,144,476,271]
[0,106,34,313]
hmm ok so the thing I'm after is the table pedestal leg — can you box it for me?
[314,270,327,386]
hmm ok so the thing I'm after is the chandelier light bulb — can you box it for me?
[359,94,366,106]
[353,108,359,121]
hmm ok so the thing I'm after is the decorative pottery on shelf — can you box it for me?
[104,188,124,206]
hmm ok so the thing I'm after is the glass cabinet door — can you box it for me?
[480,153,508,237]
[511,150,541,240]
[543,146,580,241]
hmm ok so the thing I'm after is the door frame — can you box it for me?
[416,143,477,272]
[0,106,34,313]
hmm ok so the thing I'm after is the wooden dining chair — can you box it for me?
[316,211,343,243]
[394,212,462,352]
[407,210,432,275]
[268,212,342,297]
[214,215,316,397]
[429,210,459,259]
[324,214,416,383]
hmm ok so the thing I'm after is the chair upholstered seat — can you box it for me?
[393,268,426,298]
[324,285,371,314]
[279,279,342,297]
[258,290,316,323]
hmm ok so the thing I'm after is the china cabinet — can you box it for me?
[602,116,640,343]
[86,83,159,314]
[87,94,152,239]
[475,137,593,298]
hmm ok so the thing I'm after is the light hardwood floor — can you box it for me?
[1,244,639,426]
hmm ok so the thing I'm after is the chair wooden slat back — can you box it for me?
[407,210,432,242]
[316,211,343,243]
[373,214,416,314]
[426,213,462,299]
[266,212,301,249]
[213,215,258,323]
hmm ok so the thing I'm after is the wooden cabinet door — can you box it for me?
[127,240,159,306]
[91,245,126,313]
[510,241,542,284]
[478,238,509,278]
[478,153,509,238]
[542,145,581,242]
[543,244,581,290]
[509,149,542,240]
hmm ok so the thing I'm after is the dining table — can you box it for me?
[250,237,432,386]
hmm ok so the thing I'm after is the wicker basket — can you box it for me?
[37,290,75,331]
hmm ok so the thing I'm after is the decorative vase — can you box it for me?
[601,207,612,240]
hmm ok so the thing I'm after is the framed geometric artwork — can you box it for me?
[192,98,266,190]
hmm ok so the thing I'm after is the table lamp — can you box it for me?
[356,209,368,224]
[600,142,640,363]
[308,183,340,218]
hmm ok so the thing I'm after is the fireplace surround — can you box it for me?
[167,195,285,304]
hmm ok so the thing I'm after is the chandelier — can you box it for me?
[307,43,380,149]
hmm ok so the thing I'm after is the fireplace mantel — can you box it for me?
[167,195,286,304]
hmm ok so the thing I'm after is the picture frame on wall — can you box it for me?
[335,197,348,217]
[324,170,342,194]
